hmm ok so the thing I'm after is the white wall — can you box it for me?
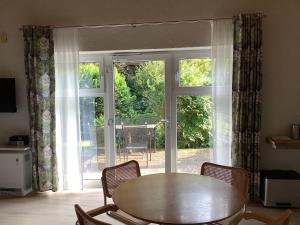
[1,0,300,171]
[79,22,211,51]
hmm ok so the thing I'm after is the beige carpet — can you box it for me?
[0,189,299,225]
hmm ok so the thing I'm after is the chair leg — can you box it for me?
[125,149,128,161]
[118,146,121,161]
[149,137,152,161]
[146,149,149,168]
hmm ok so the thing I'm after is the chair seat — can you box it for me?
[109,209,149,225]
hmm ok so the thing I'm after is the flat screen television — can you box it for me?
[0,78,17,112]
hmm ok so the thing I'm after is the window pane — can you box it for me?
[176,95,213,174]
[80,96,105,180]
[179,58,212,87]
[79,62,101,89]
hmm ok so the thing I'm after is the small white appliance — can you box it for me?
[261,170,300,208]
[0,146,32,196]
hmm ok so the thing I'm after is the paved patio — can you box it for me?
[117,148,211,175]
[83,148,211,179]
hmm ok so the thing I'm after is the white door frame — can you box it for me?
[171,49,212,172]
[79,48,211,174]
[111,53,174,172]
[103,55,115,167]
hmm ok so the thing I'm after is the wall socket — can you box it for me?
[0,32,8,43]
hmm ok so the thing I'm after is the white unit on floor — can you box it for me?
[263,178,300,208]
[0,146,32,196]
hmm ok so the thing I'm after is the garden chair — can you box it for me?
[75,204,118,225]
[200,162,249,225]
[95,126,105,170]
[101,160,149,225]
[122,125,151,167]
[95,126,105,152]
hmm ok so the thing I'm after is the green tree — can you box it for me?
[115,63,148,114]
[135,61,165,120]
[79,62,100,88]
[114,68,136,120]
[79,58,213,148]
[177,96,213,148]
[133,59,212,148]
[180,58,212,86]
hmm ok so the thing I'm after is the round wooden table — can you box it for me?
[112,173,245,225]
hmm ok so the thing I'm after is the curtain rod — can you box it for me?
[19,14,267,30]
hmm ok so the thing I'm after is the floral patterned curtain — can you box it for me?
[23,26,58,191]
[232,14,263,200]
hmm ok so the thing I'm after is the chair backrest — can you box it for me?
[123,126,149,148]
[74,204,111,225]
[201,162,249,199]
[102,160,141,198]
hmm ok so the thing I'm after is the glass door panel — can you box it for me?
[79,62,105,180]
[113,60,166,175]
[80,96,105,179]
[176,95,213,174]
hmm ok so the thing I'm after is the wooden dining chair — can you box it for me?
[101,160,149,225]
[200,162,249,225]
[74,204,118,225]
[201,162,249,198]
[229,209,292,225]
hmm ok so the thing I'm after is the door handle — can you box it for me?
[107,118,114,126]
[160,119,170,128]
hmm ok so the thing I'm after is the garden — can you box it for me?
[79,58,213,175]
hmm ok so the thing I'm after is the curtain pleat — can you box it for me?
[211,20,233,166]
[23,25,58,192]
[232,14,263,200]
[54,28,82,190]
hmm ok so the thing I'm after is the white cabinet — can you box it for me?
[263,179,300,208]
[0,146,32,196]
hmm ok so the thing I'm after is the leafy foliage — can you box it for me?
[135,61,165,120]
[79,58,213,148]
[179,58,212,86]
[114,68,136,120]
[177,96,213,148]
[79,62,100,88]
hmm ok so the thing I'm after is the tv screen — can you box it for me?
[0,78,17,112]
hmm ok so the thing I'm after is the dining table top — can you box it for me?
[112,173,245,225]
